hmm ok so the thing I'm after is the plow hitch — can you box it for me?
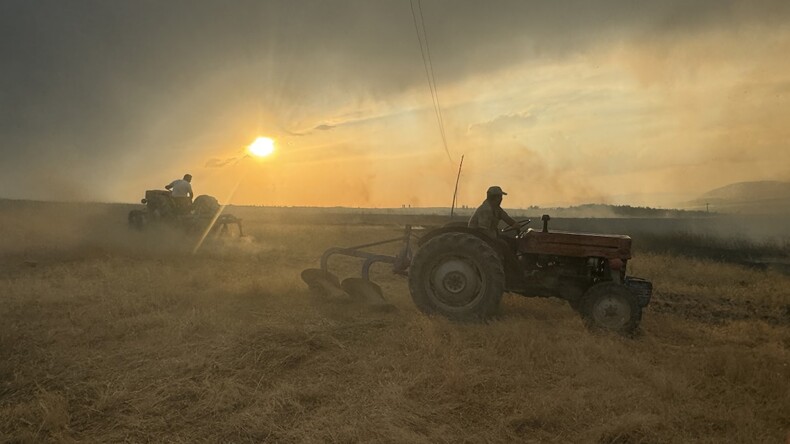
[301,225,416,310]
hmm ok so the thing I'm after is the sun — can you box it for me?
[247,137,275,158]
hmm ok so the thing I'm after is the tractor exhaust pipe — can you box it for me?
[541,214,551,232]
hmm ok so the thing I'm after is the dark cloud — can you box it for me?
[205,157,240,168]
[1,0,789,202]
[468,112,537,134]
[284,123,336,137]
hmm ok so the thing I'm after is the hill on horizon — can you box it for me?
[686,180,790,214]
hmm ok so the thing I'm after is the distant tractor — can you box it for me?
[302,215,652,334]
[128,190,243,236]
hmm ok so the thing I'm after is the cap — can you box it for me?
[486,186,507,196]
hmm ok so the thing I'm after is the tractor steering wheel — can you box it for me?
[501,219,531,235]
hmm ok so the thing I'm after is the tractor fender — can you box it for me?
[417,225,500,251]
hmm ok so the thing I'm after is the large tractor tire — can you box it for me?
[580,282,642,334]
[192,195,220,217]
[408,232,505,321]
[128,210,146,230]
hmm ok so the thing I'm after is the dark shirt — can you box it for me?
[468,199,516,238]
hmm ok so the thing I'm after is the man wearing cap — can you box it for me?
[468,186,521,238]
[469,186,523,278]
[165,173,194,214]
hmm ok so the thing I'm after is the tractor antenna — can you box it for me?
[450,154,464,218]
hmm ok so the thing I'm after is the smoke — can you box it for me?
[2,1,790,207]
[609,25,790,198]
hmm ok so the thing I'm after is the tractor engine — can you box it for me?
[142,190,176,218]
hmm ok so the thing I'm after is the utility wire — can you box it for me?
[416,0,449,156]
[409,1,439,133]
[410,0,452,163]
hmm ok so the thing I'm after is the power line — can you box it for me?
[416,0,449,154]
[409,0,452,163]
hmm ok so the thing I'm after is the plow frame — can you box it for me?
[319,225,415,280]
[302,225,419,307]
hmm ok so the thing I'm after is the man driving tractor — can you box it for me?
[468,186,521,237]
[469,185,523,276]
[165,173,193,213]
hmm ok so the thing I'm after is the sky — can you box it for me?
[2,0,789,208]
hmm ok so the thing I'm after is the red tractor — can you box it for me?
[408,215,651,333]
[302,215,652,334]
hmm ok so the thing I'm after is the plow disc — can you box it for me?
[341,278,395,311]
[301,225,416,311]
[300,268,394,310]
[300,268,346,298]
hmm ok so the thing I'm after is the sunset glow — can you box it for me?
[247,137,275,158]
[3,2,790,210]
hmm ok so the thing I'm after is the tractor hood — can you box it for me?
[519,230,632,260]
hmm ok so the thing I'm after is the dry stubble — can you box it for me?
[1,203,788,443]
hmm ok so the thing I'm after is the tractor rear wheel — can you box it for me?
[580,282,641,334]
[408,232,505,321]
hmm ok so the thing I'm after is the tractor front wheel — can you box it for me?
[408,232,505,321]
[580,282,642,334]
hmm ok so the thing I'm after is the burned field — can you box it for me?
[1,202,789,443]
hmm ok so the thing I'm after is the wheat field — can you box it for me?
[1,202,788,443]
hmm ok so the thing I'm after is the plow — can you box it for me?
[300,225,417,311]
[302,216,654,335]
